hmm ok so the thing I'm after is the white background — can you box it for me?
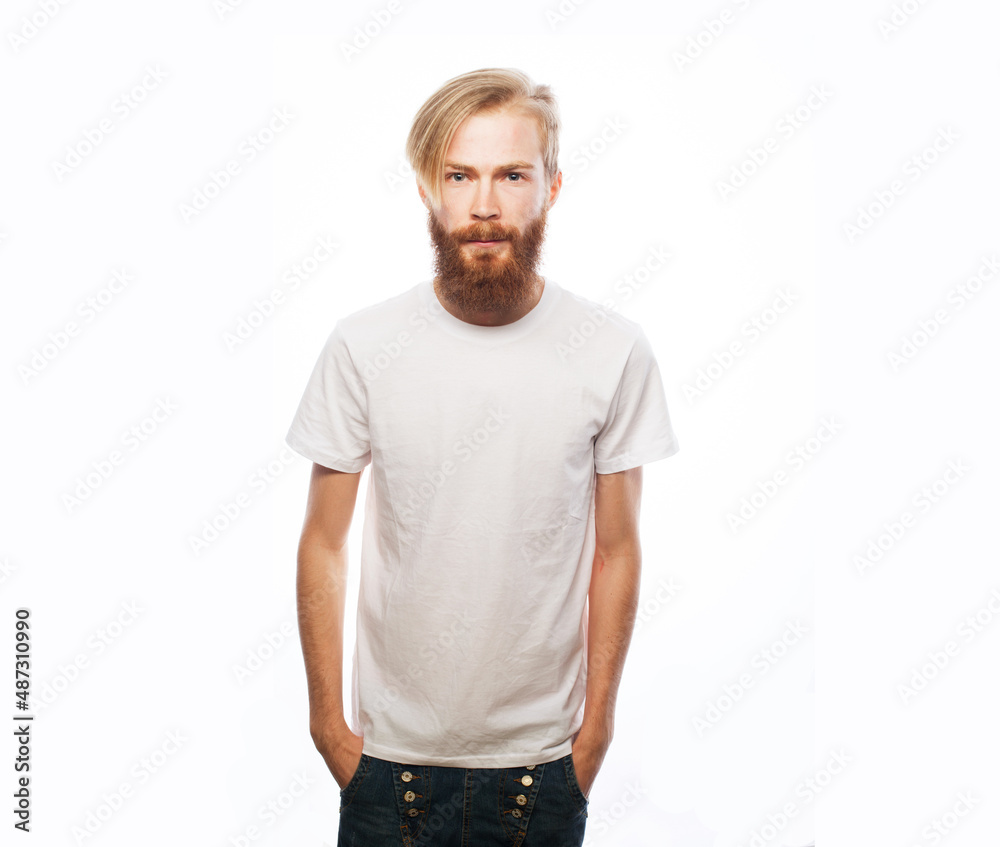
[3,0,998,845]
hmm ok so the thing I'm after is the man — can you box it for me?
[286,68,679,845]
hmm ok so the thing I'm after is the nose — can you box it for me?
[471,179,500,221]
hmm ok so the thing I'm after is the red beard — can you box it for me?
[427,208,548,314]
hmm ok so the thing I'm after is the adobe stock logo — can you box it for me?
[692,621,808,736]
[852,459,969,575]
[178,108,293,223]
[396,407,512,522]
[727,417,843,533]
[672,0,759,72]
[50,65,168,182]
[878,0,933,40]
[896,589,1000,706]
[19,269,134,385]
[61,399,178,514]
[560,118,628,188]
[735,749,850,847]
[716,86,833,201]
[682,288,797,403]
[842,127,960,244]
[7,0,74,53]
[886,254,998,372]
[340,0,404,62]
[910,790,979,845]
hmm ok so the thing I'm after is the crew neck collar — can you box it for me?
[418,276,561,343]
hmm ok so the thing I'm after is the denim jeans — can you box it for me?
[337,752,588,846]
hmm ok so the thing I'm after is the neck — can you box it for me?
[433,274,544,327]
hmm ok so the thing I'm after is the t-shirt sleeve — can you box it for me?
[594,327,679,474]
[285,321,372,473]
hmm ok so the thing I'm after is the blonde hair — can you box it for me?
[406,68,560,209]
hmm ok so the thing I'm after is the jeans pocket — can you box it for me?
[564,753,589,815]
[339,753,369,809]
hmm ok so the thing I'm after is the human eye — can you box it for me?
[505,172,525,182]
[445,171,466,182]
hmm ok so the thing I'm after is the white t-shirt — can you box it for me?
[285,277,679,767]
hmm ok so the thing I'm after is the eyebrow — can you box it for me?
[444,161,536,175]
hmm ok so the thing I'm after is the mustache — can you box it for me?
[454,223,520,242]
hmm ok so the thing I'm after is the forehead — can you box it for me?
[445,108,544,165]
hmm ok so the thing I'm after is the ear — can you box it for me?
[418,182,432,209]
[546,170,563,210]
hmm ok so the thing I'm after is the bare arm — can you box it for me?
[296,462,364,788]
[571,465,643,797]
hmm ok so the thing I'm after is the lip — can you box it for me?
[467,239,506,247]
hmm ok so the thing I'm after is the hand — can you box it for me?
[570,730,610,799]
[312,724,364,789]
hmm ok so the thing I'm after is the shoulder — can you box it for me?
[549,280,649,357]
[328,281,426,343]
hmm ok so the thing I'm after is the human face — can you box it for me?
[420,108,561,315]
